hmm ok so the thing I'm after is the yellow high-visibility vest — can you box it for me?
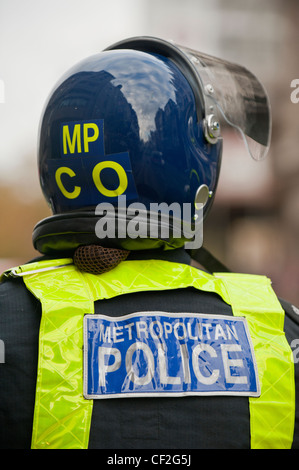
[4,258,295,449]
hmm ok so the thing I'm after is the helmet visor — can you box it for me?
[105,36,271,161]
[179,44,271,161]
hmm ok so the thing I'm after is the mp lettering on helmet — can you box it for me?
[60,120,105,157]
[47,119,138,210]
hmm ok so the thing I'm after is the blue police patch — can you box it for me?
[83,312,260,399]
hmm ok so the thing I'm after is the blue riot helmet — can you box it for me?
[33,36,271,256]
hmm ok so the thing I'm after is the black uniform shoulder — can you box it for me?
[0,274,41,317]
[0,268,42,449]
[280,297,299,326]
[278,297,299,450]
[279,297,299,346]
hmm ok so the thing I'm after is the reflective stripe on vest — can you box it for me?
[8,258,294,449]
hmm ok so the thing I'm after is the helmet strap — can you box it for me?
[187,246,231,274]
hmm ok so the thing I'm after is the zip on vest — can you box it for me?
[3,258,295,449]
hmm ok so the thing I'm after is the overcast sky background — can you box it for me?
[0,0,297,197]
[0,0,153,187]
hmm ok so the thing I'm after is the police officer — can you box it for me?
[0,36,299,449]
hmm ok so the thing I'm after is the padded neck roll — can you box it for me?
[32,211,190,255]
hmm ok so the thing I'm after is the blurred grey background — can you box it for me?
[0,0,298,305]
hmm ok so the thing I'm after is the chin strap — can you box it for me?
[187,246,231,274]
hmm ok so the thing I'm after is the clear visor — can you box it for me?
[105,36,272,161]
[178,44,271,161]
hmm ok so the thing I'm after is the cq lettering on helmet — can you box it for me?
[92,161,128,197]
[55,161,128,200]
[55,119,130,200]
[55,167,81,199]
